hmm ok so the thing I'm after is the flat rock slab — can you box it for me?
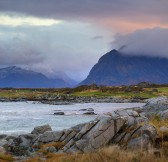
[62,117,127,153]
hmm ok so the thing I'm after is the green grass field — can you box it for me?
[73,90,157,98]
[0,86,167,100]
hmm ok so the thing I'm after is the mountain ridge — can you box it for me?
[0,66,76,88]
[80,49,168,86]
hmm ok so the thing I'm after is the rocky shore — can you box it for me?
[0,96,168,161]
[0,95,145,104]
[40,96,144,105]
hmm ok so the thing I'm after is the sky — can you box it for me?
[0,0,168,81]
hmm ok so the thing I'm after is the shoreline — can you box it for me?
[0,96,167,161]
[0,95,146,105]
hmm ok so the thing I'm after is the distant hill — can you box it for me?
[80,49,168,86]
[0,66,76,88]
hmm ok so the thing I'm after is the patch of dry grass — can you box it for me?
[40,142,65,150]
[149,116,168,137]
[149,116,168,157]
[0,153,14,162]
[25,146,168,162]
[37,142,65,155]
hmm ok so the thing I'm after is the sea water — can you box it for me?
[0,102,145,135]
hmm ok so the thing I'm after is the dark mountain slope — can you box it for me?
[80,49,168,86]
[0,66,73,88]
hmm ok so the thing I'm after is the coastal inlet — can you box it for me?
[0,102,144,135]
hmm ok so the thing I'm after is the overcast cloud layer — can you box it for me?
[0,0,168,20]
[1,0,168,32]
[114,27,168,58]
[0,22,111,81]
[0,0,168,81]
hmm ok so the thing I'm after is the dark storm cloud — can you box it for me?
[114,27,168,58]
[0,0,168,23]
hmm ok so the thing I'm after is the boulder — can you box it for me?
[54,112,65,115]
[18,134,36,147]
[127,134,152,150]
[143,96,168,114]
[142,96,168,120]
[5,135,18,141]
[83,112,97,115]
[64,116,127,153]
[78,117,126,152]
[138,125,157,141]
[19,136,30,148]
[34,131,63,144]
[47,146,57,153]
[159,110,168,119]
[87,108,94,111]
[31,125,52,135]
[79,109,87,111]
[79,108,94,111]
[146,96,168,105]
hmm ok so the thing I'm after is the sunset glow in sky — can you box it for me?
[0,0,168,81]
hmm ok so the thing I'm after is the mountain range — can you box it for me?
[1,49,168,88]
[80,49,168,86]
[0,66,76,88]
